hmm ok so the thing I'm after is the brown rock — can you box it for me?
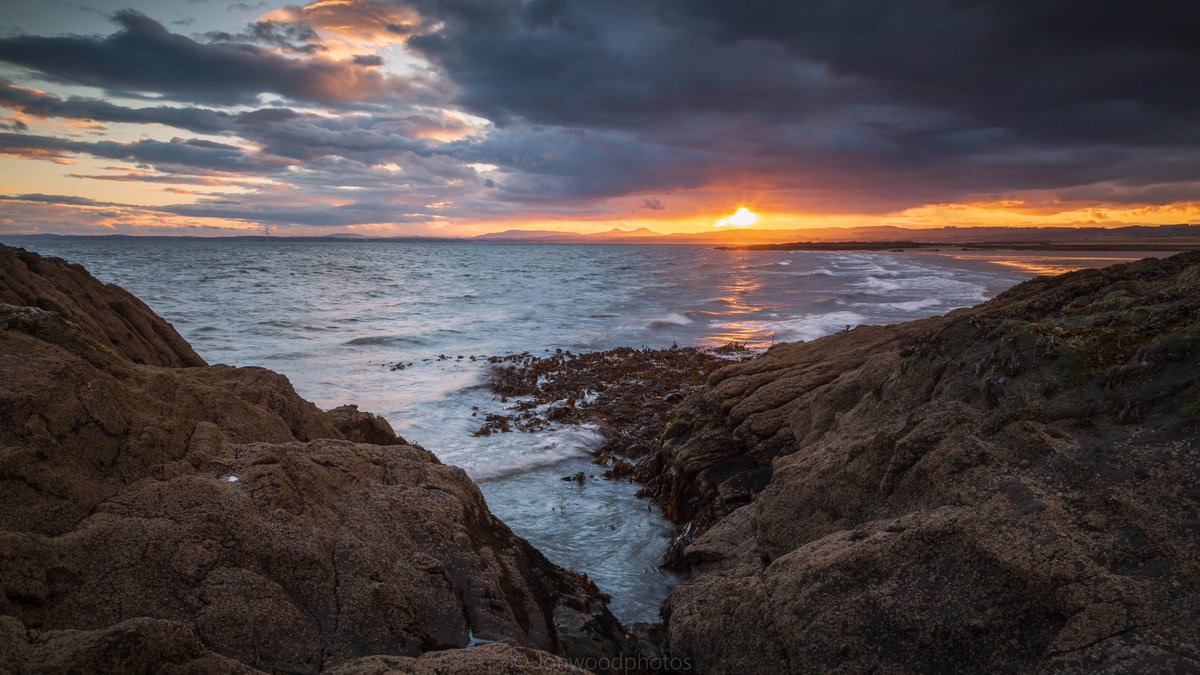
[650,252,1200,672]
[0,616,256,674]
[327,404,407,445]
[325,643,588,674]
[0,245,204,367]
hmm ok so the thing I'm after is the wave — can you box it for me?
[860,276,903,293]
[458,426,605,481]
[774,267,835,278]
[647,312,695,328]
[344,334,429,347]
[763,311,868,343]
[882,298,942,312]
[391,367,490,404]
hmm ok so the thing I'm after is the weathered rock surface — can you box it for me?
[327,404,408,446]
[325,643,588,674]
[0,617,587,674]
[648,252,1200,672]
[0,245,204,367]
[0,245,626,673]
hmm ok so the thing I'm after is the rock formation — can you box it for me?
[0,245,624,673]
[645,252,1200,671]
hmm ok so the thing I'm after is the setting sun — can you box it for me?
[715,207,759,228]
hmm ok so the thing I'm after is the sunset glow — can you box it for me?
[0,1,1195,237]
[714,208,759,229]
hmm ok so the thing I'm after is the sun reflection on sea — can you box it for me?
[700,252,775,347]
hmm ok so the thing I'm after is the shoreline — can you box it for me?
[4,243,1198,672]
[720,240,1200,252]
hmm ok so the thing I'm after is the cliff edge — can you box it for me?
[0,245,622,673]
[646,252,1200,672]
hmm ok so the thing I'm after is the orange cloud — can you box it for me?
[262,0,422,53]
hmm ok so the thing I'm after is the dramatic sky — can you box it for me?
[0,0,1198,235]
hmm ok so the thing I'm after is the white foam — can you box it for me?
[860,276,903,293]
[647,312,694,328]
[451,425,605,481]
[392,367,490,405]
[883,298,942,312]
[719,310,868,344]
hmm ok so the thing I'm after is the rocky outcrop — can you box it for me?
[648,252,1200,672]
[0,245,204,367]
[0,245,626,673]
[327,404,408,445]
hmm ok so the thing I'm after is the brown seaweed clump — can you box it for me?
[476,344,751,477]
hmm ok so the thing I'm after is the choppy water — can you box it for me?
[3,236,1155,623]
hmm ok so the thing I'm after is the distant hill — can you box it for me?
[6,223,1198,246]
[471,227,663,242]
[470,223,1200,246]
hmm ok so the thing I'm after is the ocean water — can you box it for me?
[1,236,1156,623]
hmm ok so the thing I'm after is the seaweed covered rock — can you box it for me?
[0,245,627,673]
[649,252,1200,672]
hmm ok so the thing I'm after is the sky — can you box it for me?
[0,0,1198,236]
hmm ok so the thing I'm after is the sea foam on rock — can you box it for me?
[642,251,1200,672]
[0,245,624,673]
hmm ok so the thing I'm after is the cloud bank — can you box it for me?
[0,1,1197,234]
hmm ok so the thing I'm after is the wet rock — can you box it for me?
[482,344,752,475]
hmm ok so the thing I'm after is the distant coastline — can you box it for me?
[4,223,1200,248]
[719,238,1200,252]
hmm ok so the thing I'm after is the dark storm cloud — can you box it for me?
[0,80,443,166]
[406,0,1200,140]
[206,20,326,53]
[0,78,239,134]
[406,0,855,129]
[664,0,1200,142]
[0,132,277,174]
[0,10,434,105]
[445,125,710,202]
[400,0,1200,209]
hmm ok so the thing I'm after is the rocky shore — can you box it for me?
[640,251,1200,672]
[3,243,1198,673]
[0,245,626,673]
[480,345,751,479]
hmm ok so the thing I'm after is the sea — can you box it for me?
[0,236,1161,623]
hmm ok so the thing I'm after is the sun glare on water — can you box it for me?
[715,207,759,228]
